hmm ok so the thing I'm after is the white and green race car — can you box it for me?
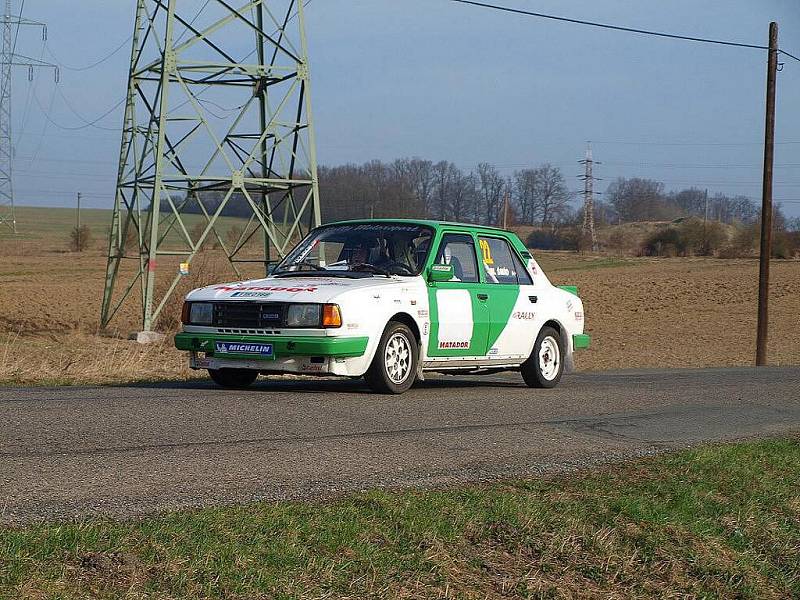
[175,219,590,394]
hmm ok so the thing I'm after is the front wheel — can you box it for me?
[364,321,418,394]
[208,368,258,389]
[520,326,564,388]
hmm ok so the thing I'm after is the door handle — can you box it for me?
[477,293,489,301]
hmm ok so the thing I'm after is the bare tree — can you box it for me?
[476,162,504,225]
[394,158,435,217]
[512,168,540,225]
[535,164,571,226]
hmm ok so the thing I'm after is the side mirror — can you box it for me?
[428,263,454,282]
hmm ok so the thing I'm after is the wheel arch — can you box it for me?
[388,311,422,345]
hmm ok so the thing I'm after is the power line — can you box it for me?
[592,139,800,147]
[779,49,800,62]
[44,35,132,71]
[32,86,123,131]
[53,84,121,130]
[450,0,769,51]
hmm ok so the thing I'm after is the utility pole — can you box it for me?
[756,22,778,367]
[578,143,600,252]
[702,188,708,254]
[101,0,321,334]
[0,0,57,234]
[75,191,81,251]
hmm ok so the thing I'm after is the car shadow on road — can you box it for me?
[123,374,524,394]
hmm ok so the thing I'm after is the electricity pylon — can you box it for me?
[101,0,321,332]
[578,143,599,252]
[0,0,58,233]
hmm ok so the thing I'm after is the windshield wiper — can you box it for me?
[350,263,391,277]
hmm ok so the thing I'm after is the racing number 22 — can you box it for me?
[478,239,494,265]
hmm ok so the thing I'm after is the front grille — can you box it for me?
[213,302,287,328]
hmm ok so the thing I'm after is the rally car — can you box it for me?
[175,219,590,394]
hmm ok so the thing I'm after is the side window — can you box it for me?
[478,237,532,285]
[434,234,479,283]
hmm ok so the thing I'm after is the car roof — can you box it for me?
[322,218,513,236]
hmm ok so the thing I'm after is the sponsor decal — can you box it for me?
[422,322,429,336]
[230,291,273,298]
[488,347,500,355]
[215,342,273,356]
[417,309,429,318]
[512,311,536,320]
[293,239,319,263]
[575,311,584,321]
[179,262,190,275]
[216,285,317,293]
[410,299,417,306]
[438,340,470,349]
[431,264,451,272]
[346,323,360,330]
[566,299,574,311]
[301,363,324,372]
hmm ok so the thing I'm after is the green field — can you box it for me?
[2,439,798,599]
[0,205,254,251]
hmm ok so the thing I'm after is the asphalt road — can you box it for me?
[2,366,799,524]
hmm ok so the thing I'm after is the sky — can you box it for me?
[9,0,800,218]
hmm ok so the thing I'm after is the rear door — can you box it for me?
[477,235,539,358]
[426,233,490,358]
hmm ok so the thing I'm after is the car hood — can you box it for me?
[186,275,406,304]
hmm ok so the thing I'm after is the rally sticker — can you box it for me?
[215,342,273,356]
[438,340,470,349]
[230,291,273,298]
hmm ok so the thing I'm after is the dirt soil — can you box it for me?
[1,240,799,385]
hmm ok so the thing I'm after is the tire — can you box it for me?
[520,326,564,388]
[364,321,418,394]
[208,368,258,389]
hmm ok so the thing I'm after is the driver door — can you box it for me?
[426,233,490,358]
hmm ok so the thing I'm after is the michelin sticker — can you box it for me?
[215,342,273,356]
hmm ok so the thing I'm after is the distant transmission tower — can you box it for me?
[578,143,600,252]
[101,0,321,333]
[0,0,58,233]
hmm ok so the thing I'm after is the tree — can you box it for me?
[476,162,504,225]
[535,164,571,226]
[394,157,435,217]
[606,177,669,222]
[70,225,92,252]
[512,168,540,225]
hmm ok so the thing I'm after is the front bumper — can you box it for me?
[174,332,370,360]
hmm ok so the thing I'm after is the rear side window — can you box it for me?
[434,234,479,283]
[478,237,533,285]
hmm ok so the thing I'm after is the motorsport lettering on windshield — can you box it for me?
[276,223,433,277]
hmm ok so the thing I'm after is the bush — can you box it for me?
[526,228,579,251]
[641,226,683,257]
[69,225,92,252]
[641,218,729,257]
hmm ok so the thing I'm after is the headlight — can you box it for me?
[286,304,321,327]
[189,302,214,325]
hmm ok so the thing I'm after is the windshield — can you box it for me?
[276,223,433,277]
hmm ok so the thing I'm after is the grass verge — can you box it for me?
[2,439,799,599]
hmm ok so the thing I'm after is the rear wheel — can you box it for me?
[208,368,258,389]
[364,321,418,394]
[520,326,564,388]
